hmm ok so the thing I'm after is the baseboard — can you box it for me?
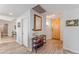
[64,47,79,54]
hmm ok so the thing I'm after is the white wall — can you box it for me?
[0,15,14,21]
[22,10,30,47]
[62,8,79,53]
[46,16,52,39]
[16,9,30,48]
[8,21,16,37]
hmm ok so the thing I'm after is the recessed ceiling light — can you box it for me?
[52,14,55,16]
[9,13,13,15]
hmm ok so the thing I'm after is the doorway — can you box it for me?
[0,21,16,44]
[52,18,60,40]
[1,24,8,37]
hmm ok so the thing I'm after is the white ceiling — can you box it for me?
[41,4,79,15]
[0,4,36,18]
[0,4,79,21]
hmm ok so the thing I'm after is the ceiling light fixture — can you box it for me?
[9,13,13,15]
[52,14,56,17]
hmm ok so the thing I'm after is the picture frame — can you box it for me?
[17,22,21,27]
[66,19,78,26]
[34,14,42,31]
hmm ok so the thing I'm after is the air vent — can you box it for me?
[32,5,46,14]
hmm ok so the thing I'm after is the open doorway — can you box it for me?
[0,20,16,44]
[52,18,60,40]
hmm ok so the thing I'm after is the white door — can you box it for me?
[22,18,29,47]
[16,20,23,45]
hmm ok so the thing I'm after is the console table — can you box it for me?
[32,35,46,53]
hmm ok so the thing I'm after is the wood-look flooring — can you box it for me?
[0,37,72,54]
[0,37,30,54]
[34,39,63,54]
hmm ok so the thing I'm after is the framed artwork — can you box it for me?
[34,14,42,31]
[14,25,16,29]
[66,19,78,26]
[17,22,21,27]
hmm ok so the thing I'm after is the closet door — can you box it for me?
[22,18,29,47]
[16,20,23,45]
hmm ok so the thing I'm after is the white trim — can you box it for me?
[64,47,79,54]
